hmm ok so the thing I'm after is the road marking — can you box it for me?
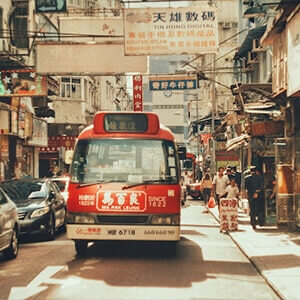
[9,266,66,300]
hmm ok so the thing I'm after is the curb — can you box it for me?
[208,207,285,300]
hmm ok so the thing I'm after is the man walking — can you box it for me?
[245,166,264,229]
[211,167,230,212]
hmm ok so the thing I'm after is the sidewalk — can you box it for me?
[208,206,300,300]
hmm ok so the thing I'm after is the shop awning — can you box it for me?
[226,134,250,151]
[232,83,272,98]
[260,1,299,46]
[235,25,267,59]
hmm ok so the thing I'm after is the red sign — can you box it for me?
[133,75,143,111]
[39,136,76,153]
[96,191,146,212]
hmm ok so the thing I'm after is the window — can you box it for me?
[11,6,28,48]
[0,7,3,38]
[61,77,81,99]
[70,139,179,184]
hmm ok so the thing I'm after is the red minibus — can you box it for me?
[66,112,185,255]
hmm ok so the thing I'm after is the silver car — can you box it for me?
[0,187,19,259]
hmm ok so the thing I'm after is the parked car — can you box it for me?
[0,187,19,259]
[0,178,66,241]
[50,176,70,203]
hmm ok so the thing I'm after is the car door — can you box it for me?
[0,189,14,251]
[49,182,66,228]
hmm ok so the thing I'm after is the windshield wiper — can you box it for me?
[77,180,125,188]
[122,179,168,190]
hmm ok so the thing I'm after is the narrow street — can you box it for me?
[0,198,278,300]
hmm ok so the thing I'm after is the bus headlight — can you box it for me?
[74,215,95,224]
[151,215,179,225]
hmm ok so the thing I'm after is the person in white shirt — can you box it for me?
[221,178,240,199]
[211,167,230,212]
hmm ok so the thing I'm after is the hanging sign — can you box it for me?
[133,75,143,111]
[149,75,197,91]
[35,0,67,14]
[124,6,218,56]
[0,69,47,97]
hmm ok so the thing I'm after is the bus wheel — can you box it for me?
[75,240,88,256]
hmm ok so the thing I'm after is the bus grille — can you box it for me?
[97,215,148,225]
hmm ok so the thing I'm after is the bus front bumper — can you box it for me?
[67,224,180,241]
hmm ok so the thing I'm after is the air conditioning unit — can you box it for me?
[222,21,232,29]
[252,39,266,52]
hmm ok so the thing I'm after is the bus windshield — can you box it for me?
[70,139,179,185]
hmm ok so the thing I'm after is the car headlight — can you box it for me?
[30,206,50,218]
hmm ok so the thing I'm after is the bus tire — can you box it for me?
[75,240,88,256]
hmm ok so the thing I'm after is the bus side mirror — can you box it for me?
[178,147,186,160]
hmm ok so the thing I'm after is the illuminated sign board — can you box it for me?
[104,114,148,133]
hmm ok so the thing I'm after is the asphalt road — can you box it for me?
[0,199,279,300]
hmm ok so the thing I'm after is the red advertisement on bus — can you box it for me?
[66,112,185,255]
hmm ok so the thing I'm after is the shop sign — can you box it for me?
[251,121,284,136]
[0,110,9,134]
[149,75,197,91]
[35,0,67,14]
[16,140,22,158]
[124,7,218,56]
[0,135,9,158]
[133,75,143,111]
[11,111,18,135]
[24,112,33,139]
[38,136,76,152]
[27,118,48,147]
[0,69,47,97]
[287,12,300,97]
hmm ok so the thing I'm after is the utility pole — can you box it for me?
[211,53,217,175]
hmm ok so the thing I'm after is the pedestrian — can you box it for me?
[211,167,230,213]
[226,167,235,181]
[245,166,264,229]
[231,166,241,189]
[221,178,240,199]
[201,173,213,206]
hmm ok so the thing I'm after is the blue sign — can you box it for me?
[35,0,67,14]
[149,76,197,91]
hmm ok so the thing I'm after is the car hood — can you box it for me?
[14,198,47,209]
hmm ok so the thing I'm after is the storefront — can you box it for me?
[39,136,76,177]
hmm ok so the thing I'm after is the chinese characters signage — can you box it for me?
[96,191,146,212]
[124,7,218,55]
[35,0,67,14]
[27,118,48,147]
[0,69,47,97]
[149,75,197,91]
[133,75,143,111]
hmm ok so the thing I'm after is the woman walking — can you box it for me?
[201,173,213,206]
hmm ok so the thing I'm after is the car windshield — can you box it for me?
[70,139,179,185]
[0,180,47,202]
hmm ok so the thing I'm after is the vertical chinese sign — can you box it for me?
[133,75,143,111]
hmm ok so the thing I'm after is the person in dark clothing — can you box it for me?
[245,166,264,229]
[231,166,241,189]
